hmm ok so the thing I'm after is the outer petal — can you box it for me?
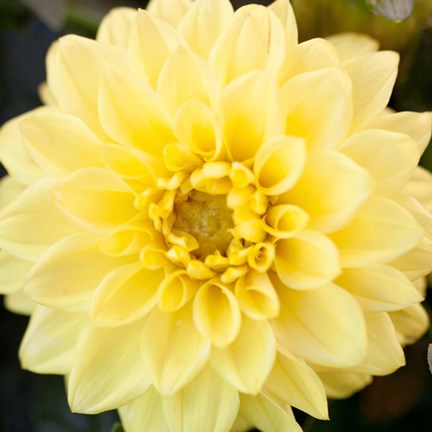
[272,282,367,367]
[0,251,33,294]
[331,197,424,266]
[179,0,234,58]
[317,368,372,399]
[264,351,328,419]
[390,303,429,345]
[280,151,373,233]
[141,305,211,395]
[147,0,193,28]
[119,386,168,432]
[209,5,285,84]
[211,317,276,394]
[0,179,78,260]
[4,291,33,315]
[269,0,298,49]
[68,321,150,414]
[343,51,399,129]
[239,393,302,432]
[336,266,422,312]
[326,33,379,62]
[96,7,137,48]
[162,366,239,432]
[0,176,26,207]
[26,233,129,312]
[19,305,82,374]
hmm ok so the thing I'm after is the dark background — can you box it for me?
[0,1,432,431]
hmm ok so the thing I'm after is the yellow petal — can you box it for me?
[68,321,150,414]
[254,136,306,196]
[128,9,180,86]
[262,205,309,239]
[4,291,33,315]
[239,393,302,432]
[141,304,211,395]
[274,231,340,290]
[0,179,78,260]
[19,305,82,374]
[317,368,372,399]
[326,33,379,62]
[211,317,276,394]
[179,0,234,58]
[0,112,44,185]
[264,351,328,419]
[147,0,193,28]
[269,0,298,49]
[273,282,367,367]
[331,197,424,266]
[162,366,239,432]
[20,110,102,178]
[341,130,418,196]
[281,68,352,151]
[222,71,282,162]
[362,111,432,155]
[0,176,26,207]
[193,280,241,347]
[174,100,223,161]
[281,151,372,233]
[343,51,399,129]
[390,303,429,345]
[47,35,126,133]
[99,67,175,154]
[0,251,33,294]
[26,233,129,312]
[355,312,405,375]
[96,7,137,48]
[209,5,285,84]
[119,387,168,432]
[54,168,137,228]
[336,266,422,312]
[403,166,432,212]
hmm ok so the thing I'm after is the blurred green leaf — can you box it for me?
[21,0,66,30]
[111,423,125,432]
[366,0,414,22]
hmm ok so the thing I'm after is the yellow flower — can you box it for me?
[0,0,432,431]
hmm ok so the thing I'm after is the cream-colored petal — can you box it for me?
[157,46,214,118]
[274,231,340,290]
[254,136,306,196]
[91,262,163,327]
[54,168,137,229]
[316,368,372,399]
[19,305,82,374]
[0,176,26,207]
[273,282,367,367]
[0,251,33,294]
[211,317,276,394]
[269,0,297,49]
[355,312,405,375]
[326,33,379,62]
[0,179,78,260]
[193,280,241,347]
[281,68,352,151]
[47,35,126,134]
[281,151,372,233]
[147,0,193,28]
[390,303,429,345]
[4,291,34,315]
[239,393,302,432]
[0,112,44,185]
[20,110,102,178]
[362,111,432,155]
[331,197,424,267]
[222,71,282,162]
[264,351,328,419]
[96,7,137,48]
[68,321,150,414]
[341,130,418,196]
[26,233,129,312]
[403,167,432,212]
[128,9,181,86]
[336,266,422,312]
[162,365,239,432]
[119,386,168,432]
[99,67,174,154]
[231,417,253,432]
[179,0,234,58]
[141,304,211,395]
[158,270,198,312]
[343,51,399,129]
[209,5,285,84]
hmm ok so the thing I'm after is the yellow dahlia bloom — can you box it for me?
[1,0,432,431]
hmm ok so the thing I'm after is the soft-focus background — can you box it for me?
[0,1,432,431]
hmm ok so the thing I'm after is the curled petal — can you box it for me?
[262,205,309,239]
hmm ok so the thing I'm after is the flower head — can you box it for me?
[0,0,432,431]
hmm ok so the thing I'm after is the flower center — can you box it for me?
[173,191,234,259]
